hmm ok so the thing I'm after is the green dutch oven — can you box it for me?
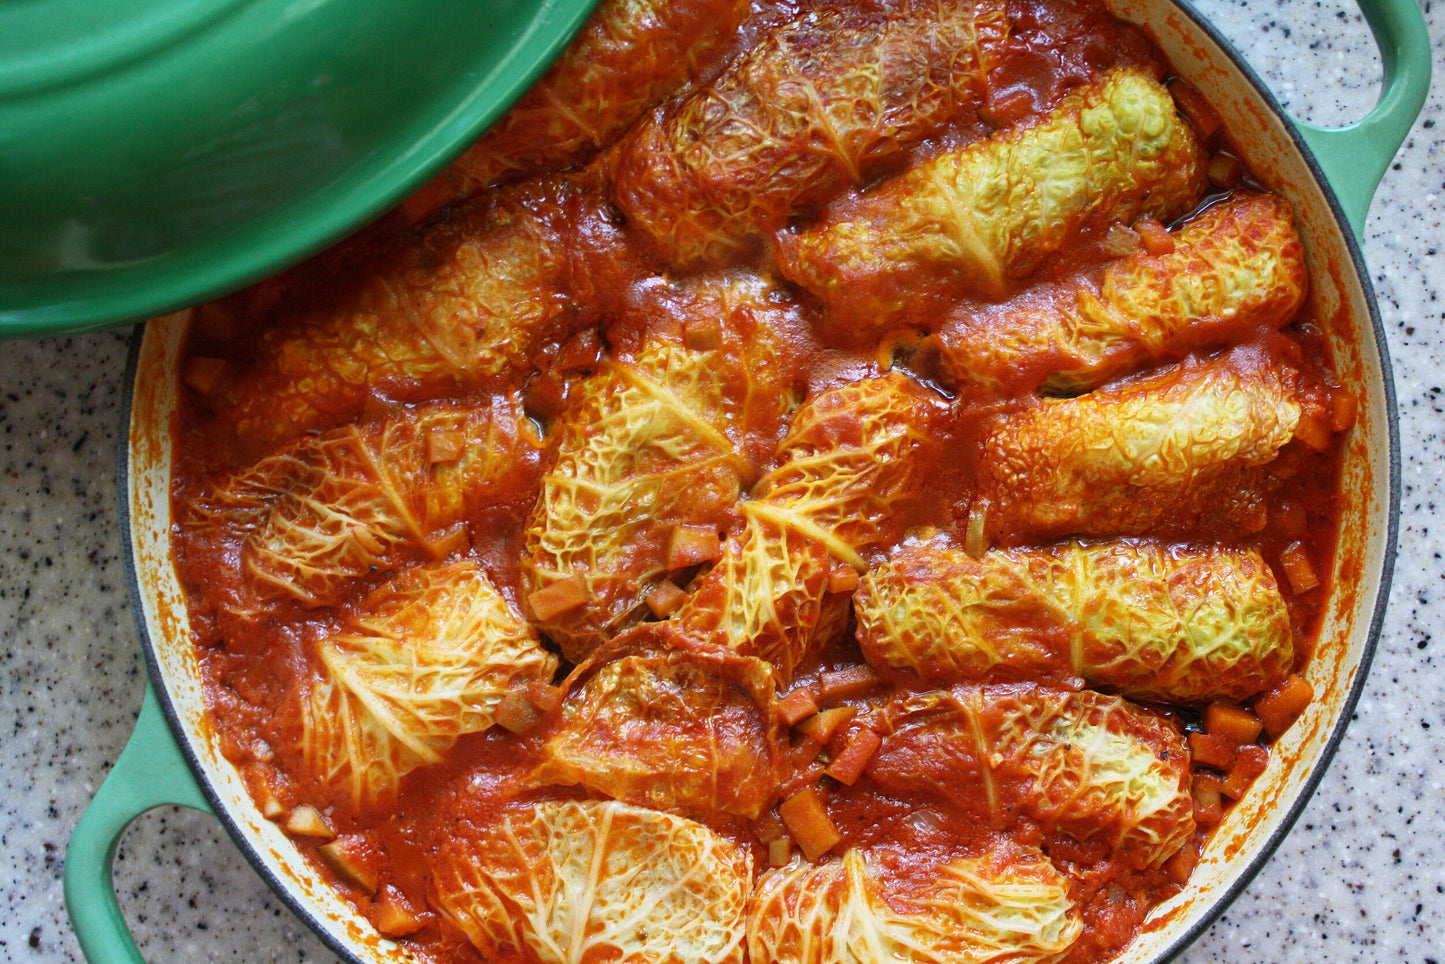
[64,0,1430,961]
[0,0,600,337]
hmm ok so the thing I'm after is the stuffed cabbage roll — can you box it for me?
[675,373,945,681]
[190,176,619,454]
[974,347,1302,543]
[778,67,1208,329]
[531,637,783,819]
[298,561,556,809]
[183,397,541,616]
[405,0,750,220]
[432,800,751,964]
[869,686,1194,868]
[942,192,1308,395]
[609,0,1010,268]
[748,846,1081,964]
[856,541,1293,702]
[521,276,807,662]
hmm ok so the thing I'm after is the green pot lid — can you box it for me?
[0,0,600,337]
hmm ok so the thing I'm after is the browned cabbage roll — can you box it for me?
[520,276,807,663]
[299,561,556,810]
[432,800,751,964]
[941,192,1308,395]
[609,0,1010,268]
[778,67,1208,329]
[531,638,783,819]
[748,845,1081,964]
[868,686,1195,869]
[974,347,1302,543]
[181,397,541,617]
[405,0,750,219]
[856,541,1294,702]
[674,373,945,681]
[190,176,620,455]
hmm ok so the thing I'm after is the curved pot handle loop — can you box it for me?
[64,684,212,964]
[1293,0,1432,239]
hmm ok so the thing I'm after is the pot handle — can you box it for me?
[1292,0,1431,239]
[63,684,213,964]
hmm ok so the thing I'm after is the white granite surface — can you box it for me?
[0,0,1440,961]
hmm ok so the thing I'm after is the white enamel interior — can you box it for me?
[125,3,1396,958]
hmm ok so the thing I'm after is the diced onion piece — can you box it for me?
[1192,773,1224,827]
[768,837,794,868]
[1207,152,1243,188]
[1135,218,1176,256]
[964,500,989,558]
[183,357,226,396]
[779,689,820,727]
[1254,674,1314,738]
[825,729,881,786]
[1169,79,1222,141]
[285,805,334,838]
[794,706,856,745]
[319,835,380,894]
[1188,732,1237,771]
[1270,502,1308,539]
[1163,839,1201,886]
[495,690,544,735]
[1279,541,1320,593]
[528,573,592,622]
[979,86,1034,126]
[666,525,723,570]
[779,787,841,861]
[1101,223,1141,258]
[815,665,880,702]
[645,580,688,618]
[1205,703,1264,746]
[1221,744,1270,799]
[370,886,428,938]
[526,680,565,714]
[1330,389,1359,432]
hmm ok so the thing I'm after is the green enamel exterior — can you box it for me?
[0,0,601,337]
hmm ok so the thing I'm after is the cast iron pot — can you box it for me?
[65,0,1430,959]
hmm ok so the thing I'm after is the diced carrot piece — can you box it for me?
[1221,744,1270,799]
[1192,772,1225,827]
[285,805,334,838]
[1279,541,1320,593]
[1293,412,1333,453]
[825,729,882,786]
[369,886,429,938]
[1169,79,1222,141]
[528,573,591,622]
[526,680,564,714]
[795,706,856,745]
[683,315,723,351]
[1205,703,1265,746]
[425,428,467,463]
[1254,674,1314,739]
[666,526,722,570]
[1330,390,1359,433]
[779,787,841,861]
[828,563,860,594]
[778,689,820,727]
[645,580,688,618]
[1136,218,1176,256]
[1163,839,1201,885]
[769,836,794,867]
[816,665,880,702]
[1189,732,1237,771]
[183,357,226,396]
[319,835,380,894]
[494,691,543,735]
[1207,152,1243,188]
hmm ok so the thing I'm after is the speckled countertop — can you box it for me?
[1,1,1440,961]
